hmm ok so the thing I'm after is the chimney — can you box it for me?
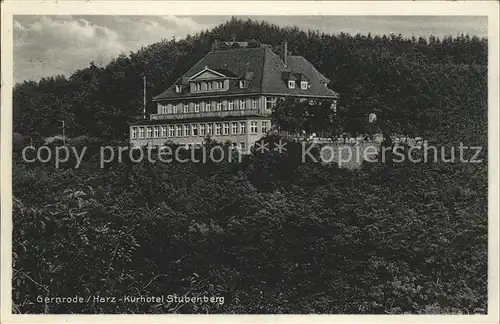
[283,41,288,67]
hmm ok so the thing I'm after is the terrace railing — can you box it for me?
[150,109,267,120]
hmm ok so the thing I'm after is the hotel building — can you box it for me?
[129,43,339,151]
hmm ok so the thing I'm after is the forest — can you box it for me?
[13,17,487,141]
[12,18,488,314]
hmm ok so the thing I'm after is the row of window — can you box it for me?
[191,80,225,92]
[184,142,247,151]
[131,121,269,139]
[175,79,309,95]
[288,80,309,90]
[158,97,278,115]
[189,79,307,92]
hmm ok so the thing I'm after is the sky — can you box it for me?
[13,15,487,83]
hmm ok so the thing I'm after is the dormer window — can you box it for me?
[288,80,295,89]
[175,85,183,93]
[301,81,308,90]
[239,80,249,89]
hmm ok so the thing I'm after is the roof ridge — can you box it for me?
[209,46,265,55]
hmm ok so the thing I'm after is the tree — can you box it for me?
[271,98,341,140]
[247,39,261,48]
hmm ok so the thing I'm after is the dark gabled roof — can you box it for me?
[153,47,338,101]
[281,71,297,81]
[154,47,266,100]
[213,68,238,77]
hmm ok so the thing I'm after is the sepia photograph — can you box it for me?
[1,1,499,323]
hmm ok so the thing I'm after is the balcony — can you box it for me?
[150,109,267,121]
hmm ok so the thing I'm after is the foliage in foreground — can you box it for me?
[12,141,487,313]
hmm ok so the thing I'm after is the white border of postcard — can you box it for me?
[1,1,499,324]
